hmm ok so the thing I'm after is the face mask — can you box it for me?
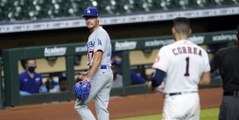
[28,66,36,73]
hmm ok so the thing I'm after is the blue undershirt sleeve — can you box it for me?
[151,69,166,87]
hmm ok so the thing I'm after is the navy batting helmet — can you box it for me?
[82,7,99,17]
[72,79,91,101]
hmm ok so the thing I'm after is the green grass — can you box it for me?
[118,108,219,120]
[200,108,219,120]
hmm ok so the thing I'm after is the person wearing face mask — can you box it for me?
[18,59,45,95]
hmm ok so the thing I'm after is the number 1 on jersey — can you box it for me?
[184,57,190,76]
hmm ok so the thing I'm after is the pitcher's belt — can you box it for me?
[89,65,108,69]
[100,65,108,69]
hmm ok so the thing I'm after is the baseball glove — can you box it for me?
[72,78,91,101]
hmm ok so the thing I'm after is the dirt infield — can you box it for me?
[0,87,222,120]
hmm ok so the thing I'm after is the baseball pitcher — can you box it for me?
[74,7,113,120]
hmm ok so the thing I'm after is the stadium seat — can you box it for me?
[0,0,237,22]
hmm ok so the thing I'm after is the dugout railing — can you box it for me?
[1,30,236,107]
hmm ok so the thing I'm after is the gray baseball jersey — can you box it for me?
[75,26,113,120]
[87,26,112,67]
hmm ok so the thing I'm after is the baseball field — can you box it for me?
[0,87,222,120]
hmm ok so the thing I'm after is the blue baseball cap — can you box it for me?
[82,7,99,17]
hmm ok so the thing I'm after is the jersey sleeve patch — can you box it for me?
[152,48,168,72]
[94,37,106,52]
[98,39,102,46]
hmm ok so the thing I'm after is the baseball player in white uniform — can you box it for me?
[74,7,113,120]
[149,17,211,120]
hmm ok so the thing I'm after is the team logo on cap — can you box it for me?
[87,9,91,14]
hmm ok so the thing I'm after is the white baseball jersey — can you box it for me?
[153,40,210,93]
[87,26,112,67]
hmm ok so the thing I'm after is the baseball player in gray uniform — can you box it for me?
[74,7,113,120]
[149,17,211,120]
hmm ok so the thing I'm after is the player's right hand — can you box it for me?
[147,81,156,92]
[155,82,165,93]
[80,71,88,76]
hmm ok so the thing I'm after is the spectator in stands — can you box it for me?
[74,55,82,66]
[111,52,146,85]
[59,72,67,91]
[111,61,123,88]
[45,73,61,93]
[111,51,122,65]
[130,69,146,85]
[207,47,216,61]
[18,59,47,95]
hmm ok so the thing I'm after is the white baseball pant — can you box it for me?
[162,92,200,120]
